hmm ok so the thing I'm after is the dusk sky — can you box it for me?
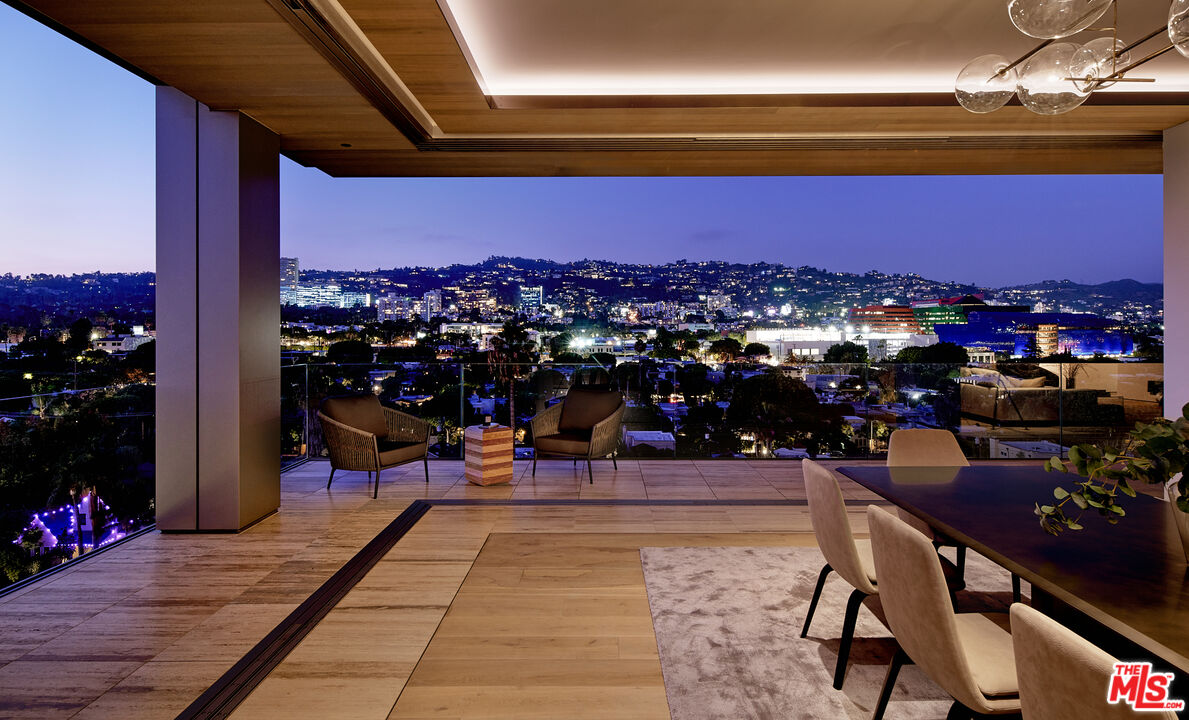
[0,4,1165,288]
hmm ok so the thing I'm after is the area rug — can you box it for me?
[640,545,1026,720]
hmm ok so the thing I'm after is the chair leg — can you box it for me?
[1012,573,1021,604]
[871,647,909,720]
[373,469,380,499]
[955,544,967,586]
[573,457,577,467]
[612,453,618,470]
[587,459,593,484]
[801,563,832,638]
[532,457,537,476]
[423,458,429,483]
[327,467,336,490]
[833,588,868,690]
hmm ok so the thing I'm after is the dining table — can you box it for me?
[836,463,1189,704]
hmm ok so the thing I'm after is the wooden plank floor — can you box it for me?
[230,509,836,720]
[0,458,907,719]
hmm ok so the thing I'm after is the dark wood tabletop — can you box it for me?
[837,464,1189,673]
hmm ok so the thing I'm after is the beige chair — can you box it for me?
[317,394,430,499]
[867,506,1020,720]
[887,429,972,586]
[801,459,879,690]
[1010,604,1178,720]
[529,387,625,483]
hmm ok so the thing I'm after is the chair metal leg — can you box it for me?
[327,467,336,490]
[532,457,537,476]
[573,457,577,467]
[871,647,909,720]
[834,588,868,690]
[801,563,832,638]
[612,453,618,470]
[373,469,380,499]
[1012,573,1021,604]
[587,459,593,484]
[424,458,429,483]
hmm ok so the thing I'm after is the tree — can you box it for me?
[707,337,744,361]
[67,318,93,352]
[487,321,537,439]
[824,341,868,364]
[326,340,374,365]
[725,370,831,455]
[676,363,713,403]
[742,342,772,359]
[634,338,647,355]
[548,332,573,358]
[893,342,969,365]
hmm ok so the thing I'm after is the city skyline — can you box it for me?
[0,3,1166,288]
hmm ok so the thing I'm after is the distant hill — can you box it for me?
[996,279,1162,304]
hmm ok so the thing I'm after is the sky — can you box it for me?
[0,3,1165,288]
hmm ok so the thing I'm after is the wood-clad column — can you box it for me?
[156,86,281,531]
[1166,123,1189,420]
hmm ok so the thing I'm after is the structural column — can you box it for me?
[156,86,281,531]
[1166,122,1189,420]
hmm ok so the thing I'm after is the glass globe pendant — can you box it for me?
[955,54,1018,113]
[1171,0,1189,59]
[1008,0,1114,39]
[1017,42,1089,114]
[1069,37,1130,93]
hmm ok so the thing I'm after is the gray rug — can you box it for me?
[640,546,1026,720]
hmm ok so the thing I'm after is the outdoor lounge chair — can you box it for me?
[317,394,430,498]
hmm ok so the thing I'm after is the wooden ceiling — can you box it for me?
[11,0,1189,176]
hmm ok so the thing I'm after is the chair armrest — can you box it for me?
[588,401,626,458]
[318,411,379,471]
[382,407,430,443]
[530,402,563,440]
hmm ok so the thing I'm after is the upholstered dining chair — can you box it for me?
[801,459,880,690]
[529,387,625,483]
[867,506,1020,720]
[1010,603,1178,720]
[887,429,971,585]
[317,394,430,499]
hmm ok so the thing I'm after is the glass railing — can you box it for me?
[0,382,155,589]
[280,358,1165,464]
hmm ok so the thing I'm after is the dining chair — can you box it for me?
[887,429,971,586]
[1010,603,1178,720]
[801,459,879,690]
[867,505,1020,720]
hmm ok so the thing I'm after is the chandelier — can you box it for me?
[956,0,1189,114]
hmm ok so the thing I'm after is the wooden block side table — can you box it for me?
[464,424,514,486]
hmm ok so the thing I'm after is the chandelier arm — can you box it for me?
[990,39,1055,81]
[1101,42,1177,81]
[1116,25,1169,57]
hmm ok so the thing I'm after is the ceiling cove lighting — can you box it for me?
[957,0,1189,114]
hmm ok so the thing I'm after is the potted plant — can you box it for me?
[1038,403,1189,559]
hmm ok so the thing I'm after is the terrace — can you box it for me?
[2,0,1188,718]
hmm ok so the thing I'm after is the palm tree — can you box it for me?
[487,321,537,440]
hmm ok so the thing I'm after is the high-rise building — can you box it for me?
[422,289,443,322]
[519,285,544,312]
[280,257,299,289]
[706,293,731,314]
[376,294,416,321]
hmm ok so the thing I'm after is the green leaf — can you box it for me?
[1109,504,1126,516]
[1066,521,1084,530]
[1040,505,1055,514]
[1118,479,1136,498]
[1053,487,1069,500]
[1071,492,1088,510]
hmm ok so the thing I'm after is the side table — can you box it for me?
[464,424,514,486]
